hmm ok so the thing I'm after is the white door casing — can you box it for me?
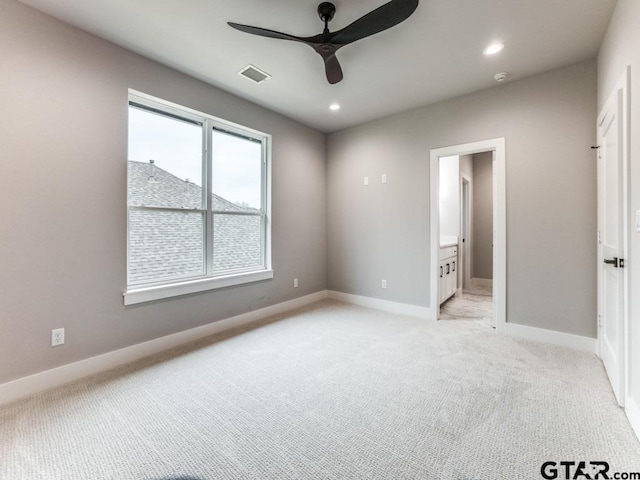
[597,67,629,407]
[491,152,497,328]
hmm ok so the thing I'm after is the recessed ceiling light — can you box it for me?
[483,43,504,56]
[329,103,341,111]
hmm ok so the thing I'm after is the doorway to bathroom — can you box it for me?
[429,138,506,330]
[439,153,493,326]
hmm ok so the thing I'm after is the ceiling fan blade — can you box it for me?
[330,0,419,45]
[228,22,306,43]
[323,54,343,84]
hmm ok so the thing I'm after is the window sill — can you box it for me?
[123,269,274,306]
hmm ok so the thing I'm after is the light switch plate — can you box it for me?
[636,210,640,232]
[363,176,369,186]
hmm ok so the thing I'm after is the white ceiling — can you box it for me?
[20,0,616,133]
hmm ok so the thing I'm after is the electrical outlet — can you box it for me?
[381,279,387,289]
[51,328,65,347]
[382,173,387,184]
[293,278,299,288]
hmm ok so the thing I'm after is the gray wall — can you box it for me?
[0,0,327,384]
[327,59,597,337]
[459,156,474,181]
[472,152,493,280]
[598,0,640,415]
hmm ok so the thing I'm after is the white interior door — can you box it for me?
[597,70,628,407]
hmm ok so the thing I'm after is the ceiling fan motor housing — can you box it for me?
[318,2,336,23]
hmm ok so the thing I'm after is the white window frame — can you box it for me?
[124,90,272,305]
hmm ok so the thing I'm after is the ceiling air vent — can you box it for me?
[238,65,271,84]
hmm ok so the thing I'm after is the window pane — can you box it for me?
[128,105,203,209]
[211,129,262,210]
[129,210,205,285]
[213,214,262,272]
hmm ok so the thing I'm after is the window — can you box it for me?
[124,92,271,305]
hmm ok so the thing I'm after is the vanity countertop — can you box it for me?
[440,236,459,248]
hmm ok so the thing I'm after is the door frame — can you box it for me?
[460,175,472,290]
[429,138,506,330]
[596,66,630,407]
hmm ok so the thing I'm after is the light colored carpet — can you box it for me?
[1,300,639,479]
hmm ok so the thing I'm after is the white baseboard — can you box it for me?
[325,291,596,357]
[0,289,600,406]
[503,322,596,353]
[327,290,431,319]
[471,277,493,287]
[625,395,640,442]
[0,290,328,407]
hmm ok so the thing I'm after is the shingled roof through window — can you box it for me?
[128,161,262,285]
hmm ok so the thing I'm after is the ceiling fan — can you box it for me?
[228,0,419,85]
